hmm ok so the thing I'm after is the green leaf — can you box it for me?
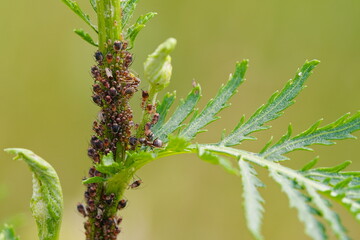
[220,60,320,146]
[197,147,239,175]
[165,135,191,152]
[121,0,139,28]
[153,85,201,142]
[261,112,360,161]
[152,91,176,133]
[62,0,98,33]
[74,29,98,46]
[90,0,97,12]
[95,152,121,175]
[126,12,157,49]
[4,148,63,240]
[239,160,265,240]
[270,171,327,240]
[82,176,107,184]
[193,144,360,224]
[179,60,248,139]
[306,186,350,240]
[0,225,19,240]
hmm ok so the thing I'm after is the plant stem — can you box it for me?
[97,0,122,53]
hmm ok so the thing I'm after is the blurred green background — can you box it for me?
[1,0,359,239]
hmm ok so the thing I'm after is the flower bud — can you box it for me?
[144,38,177,93]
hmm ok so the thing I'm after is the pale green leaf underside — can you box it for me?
[220,60,319,146]
[74,29,98,46]
[62,0,98,33]
[261,112,360,161]
[121,0,139,28]
[4,149,63,240]
[306,186,350,240]
[152,91,176,133]
[0,225,19,240]
[179,60,249,139]
[270,171,327,240]
[153,85,201,142]
[126,12,157,49]
[239,160,264,240]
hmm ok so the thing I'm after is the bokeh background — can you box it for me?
[1,0,359,239]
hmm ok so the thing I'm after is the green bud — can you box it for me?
[144,38,177,93]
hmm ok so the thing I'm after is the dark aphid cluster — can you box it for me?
[81,40,164,240]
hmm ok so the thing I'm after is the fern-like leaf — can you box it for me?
[89,0,96,12]
[270,171,327,240]
[121,0,139,28]
[62,0,98,33]
[179,60,248,139]
[4,149,63,240]
[152,91,176,133]
[261,112,360,161]
[126,12,157,49]
[239,159,265,240]
[153,85,201,142]
[220,60,319,146]
[74,29,98,46]
[306,185,350,240]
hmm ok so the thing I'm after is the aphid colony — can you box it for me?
[81,39,162,240]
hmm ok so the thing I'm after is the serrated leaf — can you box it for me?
[239,160,265,239]
[270,171,327,240]
[121,0,139,28]
[220,60,320,146]
[306,186,350,240]
[191,145,360,236]
[89,0,96,12]
[180,60,248,139]
[82,176,107,184]
[152,91,176,133]
[62,0,98,33]
[261,112,360,161]
[0,225,19,240]
[153,85,201,142]
[197,147,239,175]
[126,12,157,49]
[5,148,63,240]
[301,157,319,171]
[74,29,98,47]
[95,152,121,175]
[165,135,191,152]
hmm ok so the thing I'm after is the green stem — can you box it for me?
[97,0,122,53]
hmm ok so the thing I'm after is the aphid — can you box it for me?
[151,113,160,125]
[153,139,163,148]
[77,203,87,217]
[92,95,102,105]
[129,137,137,146]
[109,87,117,96]
[125,87,135,95]
[92,139,104,150]
[130,179,142,189]
[117,199,128,210]
[123,53,133,68]
[105,68,113,80]
[93,84,101,93]
[121,41,128,50]
[111,123,120,133]
[138,138,146,144]
[106,53,113,64]
[116,217,123,226]
[113,41,122,51]
[94,51,104,62]
[146,104,153,113]
[87,148,96,158]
